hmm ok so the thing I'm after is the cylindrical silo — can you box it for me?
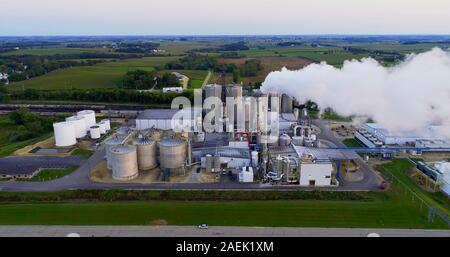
[292,136,304,146]
[98,122,107,134]
[65,116,87,138]
[134,138,157,170]
[101,119,111,131]
[53,122,77,147]
[90,125,101,139]
[105,137,125,169]
[205,154,213,172]
[116,127,129,136]
[159,138,186,169]
[281,94,293,113]
[213,155,221,172]
[204,84,222,99]
[110,145,139,181]
[77,110,96,128]
[256,94,268,133]
[251,151,259,167]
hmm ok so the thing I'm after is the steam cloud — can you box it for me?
[261,47,450,138]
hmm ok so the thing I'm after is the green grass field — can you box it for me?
[1,47,110,56]
[23,166,78,182]
[343,138,364,148]
[0,159,448,228]
[9,56,180,90]
[71,149,94,158]
[0,116,52,157]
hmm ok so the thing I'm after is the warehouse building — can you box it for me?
[136,108,202,131]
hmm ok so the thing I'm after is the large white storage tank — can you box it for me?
[77,110,96,128]
[134,138,157,170]
[90,125,101,139]
[110,145,139,181]
[159,138,186,169]
[105,137,125,169]
[65,116,87,138]
[53,122,77,147]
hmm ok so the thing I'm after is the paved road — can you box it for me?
[0,225,448,237]
[312,119,382,191]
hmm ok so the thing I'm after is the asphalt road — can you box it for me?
[0,225,448,237]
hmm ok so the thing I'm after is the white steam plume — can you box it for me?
[261,47,450,138]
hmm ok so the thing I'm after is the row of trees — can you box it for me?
[121,70,180,90]
[8,88,194,105]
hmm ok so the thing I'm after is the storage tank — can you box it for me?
[105,137,125,169]
[213,155,221,172]
[134,138,157,170]
[251,151,259,167]
[90,125,101,139]
[98,122,107,134]
[65,116,87,138]
[53,122,77,147]
[159,138,186,169]
[205,154,213,172]
[225,84,243,99]
[256,95,269,133]
[116,126,129,136]
[77,110,96,128]
[279,134,292,146]
[293,108,300,119]
[268,92,281,113]
[292,136,304,146]
[204,84,222,99]
[281,94,294,113]
[110,145,138,181]
[101,119,111,131]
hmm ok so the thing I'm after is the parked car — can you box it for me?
[197,224,209,229]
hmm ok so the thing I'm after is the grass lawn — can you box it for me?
[343,138,364,148]
[9,56,180,90]
[377,159,450,217]
[321,111,352,121]
[0,160,448,228]
[71,149,94,158]
[0,116,52,157]
[23,166,78,182]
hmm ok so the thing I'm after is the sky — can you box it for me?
[1,0,450,36]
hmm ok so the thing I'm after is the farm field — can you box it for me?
[9,56,181,90]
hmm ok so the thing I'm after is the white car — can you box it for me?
[197,224,209,229]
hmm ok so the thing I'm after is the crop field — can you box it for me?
[342,42,450,54]
[9,56,180,90]
[0,47,111,56]
[236,46,367,66]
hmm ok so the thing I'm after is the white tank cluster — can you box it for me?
[53,110,111,146]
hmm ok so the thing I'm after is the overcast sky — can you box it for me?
[1,0,450,35]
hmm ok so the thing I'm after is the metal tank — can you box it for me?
[213,155,221,172]
[281,94,294,113]
[65,116,87,139]
[77,110,96,128]
[90,125,101,139]
[110,145,139,181]
[279,134,292,146]
[105,137,125,169]
[205,154,213,172]
[116,127,129,136]
[159,138,186,169]
[53,122,77,147]
[101,119,111,131]
[204,84,223,99]
[256,94,269,133]
[292,136,304,146]
[134,138,157,170]
[251,151,259,167]
[268,92,281,113]
[98,122,107,134]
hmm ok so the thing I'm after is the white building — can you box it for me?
[299,159,333,186]
[239,166,254,183]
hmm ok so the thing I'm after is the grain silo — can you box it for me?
[256,94,269,133]
[110,145,139,181]
[268,92,281,113]
[105,137,125,169]
[204,84,223,100]
[279,134,292,146]
[159,138,186,169]
[281,94,293,113]
[53,122,77,147]
[134,138,157,170]
[77,110,96,128]
[205,154,213,172]
[65,116,87,138]
[213,154,221,172]
[90,125,101,139]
